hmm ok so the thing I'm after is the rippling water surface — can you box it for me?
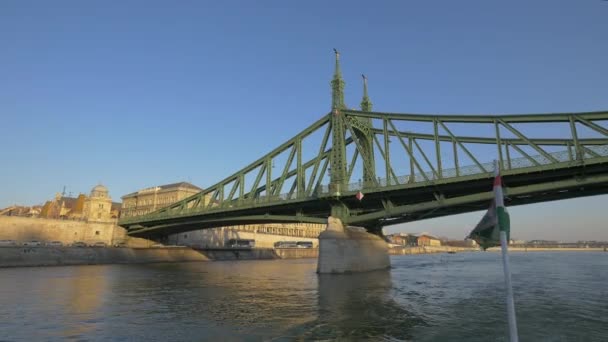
[1,252,606,341]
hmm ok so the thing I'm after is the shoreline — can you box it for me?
[488,247,607,252]
[389,246,607,255]
[389,246,478,255]
[0,246,319,268]
[1,245,605,268]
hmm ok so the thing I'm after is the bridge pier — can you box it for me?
[317,217,390,274]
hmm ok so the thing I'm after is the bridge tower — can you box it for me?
[320,50,390,273]
[328,49,349,222]
[328,51,378,223]
[329,49,348,196]
[354,74,376,185]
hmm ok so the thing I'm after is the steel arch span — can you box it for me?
[119,53,608,239]
[119,109,608,239]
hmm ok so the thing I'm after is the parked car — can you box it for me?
[91,242,107,248]
[22,240,42,246]
[46,241,63,247]
[151,243,164,248]
[0,240,17,246]
[274,241,298,249]
[113,242,127,248]
[72,241,87,247]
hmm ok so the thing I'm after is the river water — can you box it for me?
[0,252,606,341]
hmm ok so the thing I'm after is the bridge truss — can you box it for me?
[120,109,608,238]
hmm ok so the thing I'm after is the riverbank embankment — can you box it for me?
[487,246,607,252]
[0,246,320,268]
[0,246,208,267]
[389,246,608,255]
[0,215,153,247]
[389,246,478,255]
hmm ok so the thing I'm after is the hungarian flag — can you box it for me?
[468,164,510,250]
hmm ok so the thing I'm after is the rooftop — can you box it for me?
[121,182,202,199]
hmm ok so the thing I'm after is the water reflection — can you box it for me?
[105,260,320,340]
[60,266,109,339]
[0,266,110,341]
[285,269,426,341]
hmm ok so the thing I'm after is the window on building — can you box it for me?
[95,231,100,235]
[98,213,101,218]
[183,234,188,239]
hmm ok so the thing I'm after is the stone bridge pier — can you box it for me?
[317,217,390,274]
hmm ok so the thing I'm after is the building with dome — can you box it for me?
[38,184,120,223]
[83,184,114,223]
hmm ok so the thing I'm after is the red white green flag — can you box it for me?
[468,163,510,250]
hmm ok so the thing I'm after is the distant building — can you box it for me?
[417,233,441,246]
[443,238,477,247]
[83,185,114,223]
[386,233,418,246]
[120,182,203,218]
[387,232,442,247]
[0,205,41,217]
[168,223,324,249]
[121,182,325,246]
[38,184,120,223]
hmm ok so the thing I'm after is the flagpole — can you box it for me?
[500,229,518,341]
[494,160,519,342]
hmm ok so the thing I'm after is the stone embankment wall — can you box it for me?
[195,248,318,260]
[195,248,278,261]
[0,246,209,267]
[274,248,318,259]
[0,247,319,267]
[0,216,152,247]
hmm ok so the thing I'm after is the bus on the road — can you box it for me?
[227,239,255,248]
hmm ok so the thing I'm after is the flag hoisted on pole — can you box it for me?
[468,160,519,342]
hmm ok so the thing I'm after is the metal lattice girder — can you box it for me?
[139,114,340,215]
[120,109,608,237]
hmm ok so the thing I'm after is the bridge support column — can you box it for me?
[317,217,390,274]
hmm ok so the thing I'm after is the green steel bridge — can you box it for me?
[120,51,608,239]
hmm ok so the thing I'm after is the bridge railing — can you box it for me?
[317,145,608,195]
[253,146,606,205]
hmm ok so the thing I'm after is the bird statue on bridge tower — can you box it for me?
[360,74,373,112]
[331,48,346,110]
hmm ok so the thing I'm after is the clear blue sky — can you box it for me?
[1,0,607,241]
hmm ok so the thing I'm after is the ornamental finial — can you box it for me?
[331,49,345,109]
[360,74,372,111]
